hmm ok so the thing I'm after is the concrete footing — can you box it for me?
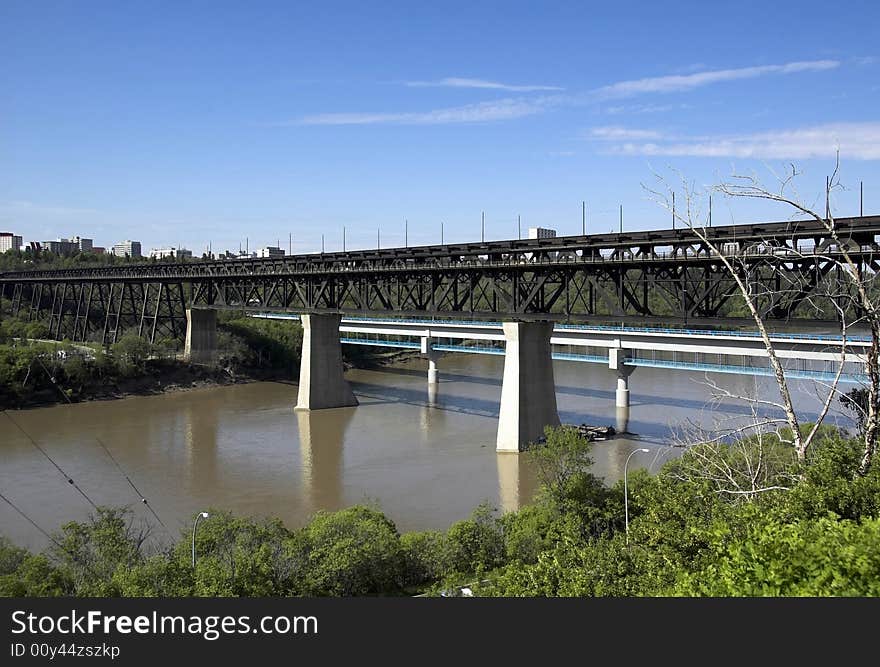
[496,321,560,452]
[295,314,358,411]
[184,308,217,364]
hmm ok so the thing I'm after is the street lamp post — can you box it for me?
[191,511,209,567]
[624,449,650,544]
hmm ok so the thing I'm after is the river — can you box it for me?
[0,354,852,549]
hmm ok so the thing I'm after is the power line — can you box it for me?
[0,490,56,544]
[32,355,171,535]
[2,410,97,510]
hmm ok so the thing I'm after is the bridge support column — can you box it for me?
[296,314,358,411]
[420,337,443,384]
[609,346,634,408]
[496,321,560,452]
[184,308,217,364]
[609,346,634,432]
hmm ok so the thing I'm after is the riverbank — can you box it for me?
[0,340,410,410]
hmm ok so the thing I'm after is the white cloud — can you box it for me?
[593,59,839,99]
[297,97,555,125]
[591,121,880,160]
[286,60,838,128]
[603,102,691,115]
[589,126,665,140]
[405,77,563,92]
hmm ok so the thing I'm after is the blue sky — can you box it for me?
[2,1,878,254]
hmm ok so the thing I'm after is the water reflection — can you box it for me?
[182,401,219,486]
[615,406,630,434]
[497,452,538,514]
[297,407,355,515]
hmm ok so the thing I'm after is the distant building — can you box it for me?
[528,227,557,240]
[150,246,192,260]
[72,236,93,253]
[92,246,105,255]
[42,238,78,255]
[112,240,142,258]
[0,232,22,253]
[216,249,257,259]
[259,246,284,258]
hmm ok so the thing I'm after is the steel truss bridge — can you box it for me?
[1,215,879,345]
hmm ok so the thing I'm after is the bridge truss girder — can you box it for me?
[1,251,867,344]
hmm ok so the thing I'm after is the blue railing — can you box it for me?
[253,312,866,343]
[339,338,865,383]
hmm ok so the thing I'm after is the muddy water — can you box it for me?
[0,354,846,548]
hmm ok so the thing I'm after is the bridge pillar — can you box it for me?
[496,321,560,452]
[608,346,634,408]
[420,337,443,384]
[184,308,217,364]
[296,314,358,411]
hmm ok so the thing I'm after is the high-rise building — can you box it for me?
[0,232,22,253]
[72,236,93,252]
[259,246,284,258]
[42,238,78,255]
[112,240,142,258]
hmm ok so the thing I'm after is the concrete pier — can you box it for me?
[184,308,217,364]
[608,346,634,408]
[496,321,560,452]
[295,314,359,411]
[420,337,442,384]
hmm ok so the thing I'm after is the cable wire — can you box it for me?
[32,353,172,535]
[2,410,97,510]
[0,490,56,545]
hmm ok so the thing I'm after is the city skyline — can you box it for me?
[2,1,879,254]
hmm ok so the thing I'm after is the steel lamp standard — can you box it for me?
[624,449,650,544]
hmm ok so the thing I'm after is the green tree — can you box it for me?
[445,502,504,576]
[48,507,153,596]
[111,333,153,376]
[302,505,405,596]
[400,530,450,586]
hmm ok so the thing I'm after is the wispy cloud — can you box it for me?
[589,126,665,140]
[405,77,563,92]
[287,60,838,128]
[603,102,691,115]
[297,97,556,125]
[588,121,880,160]
[593,59,839,99]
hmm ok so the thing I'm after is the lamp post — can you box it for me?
[624,449,650,544]
[191,511,209,567]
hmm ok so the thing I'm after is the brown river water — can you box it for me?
[0,354,849,548]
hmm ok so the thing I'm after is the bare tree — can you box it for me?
[668,393,800,500]
[646,159,877,476]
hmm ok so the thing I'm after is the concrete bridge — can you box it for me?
[183,311,867,452]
